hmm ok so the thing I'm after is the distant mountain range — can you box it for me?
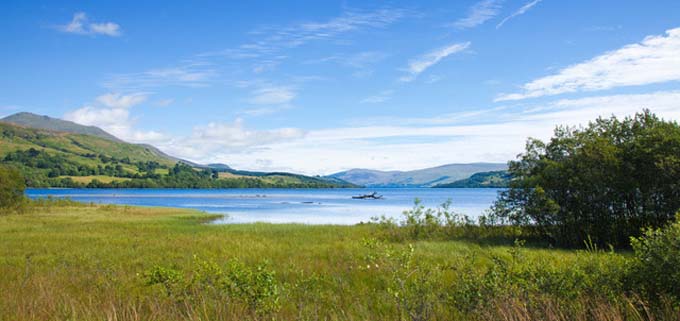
[328,163,508,187]
[0,112,354,188]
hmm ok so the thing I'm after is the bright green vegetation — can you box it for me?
[491,110,680,247]
[433,170,510,188]
[1,201,679,320]
[0,165,24,209]
[0,121,354,188]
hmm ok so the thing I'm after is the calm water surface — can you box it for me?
[26,188,502,225]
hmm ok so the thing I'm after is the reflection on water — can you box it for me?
[26,188,502,225]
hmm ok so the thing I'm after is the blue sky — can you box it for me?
[2,1,680,174]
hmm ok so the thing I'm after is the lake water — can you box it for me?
[25,188,502,225]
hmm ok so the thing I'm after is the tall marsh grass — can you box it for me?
[1,202,680,320]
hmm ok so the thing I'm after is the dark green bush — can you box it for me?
[492,110,680,247]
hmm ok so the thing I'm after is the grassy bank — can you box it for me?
[0,203,677,320]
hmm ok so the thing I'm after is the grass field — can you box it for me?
[0,203,676,320]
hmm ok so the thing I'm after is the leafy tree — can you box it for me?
[0,165,26,210]
[492,110,680,247]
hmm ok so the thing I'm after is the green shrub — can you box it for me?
[630,213,680,301]
[0,165,26,211]
[361,238,442,321]
[144,257,281,316]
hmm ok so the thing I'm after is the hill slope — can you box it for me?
[0,120,354,188]
[329,163,507,187]
[433,170,511,188]
[2,112,122,142]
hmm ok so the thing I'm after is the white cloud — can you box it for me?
[453,0,503,29]
[63,89,680,175]
[157,119,306,162]
[239,105,293,117]
[496,0,542,29]
[104,63,216,89]
[496,27,680,101]
[58,12,121,37]
[64,93,166,143]
[201,8,408,60]
[248,86,296,105]
[361,90,394,104]
[401,42,470,82]
[96,92,148,109]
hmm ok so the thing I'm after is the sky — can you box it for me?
[2,1,680,175]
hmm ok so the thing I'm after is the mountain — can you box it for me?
[1,112,245,172]
[328,163,508,187]
[433,170,511,188]
[0,113,354,188]
[2,112,122,142]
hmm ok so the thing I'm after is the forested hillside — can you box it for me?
[0,121,353,188]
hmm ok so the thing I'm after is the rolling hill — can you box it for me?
[328,163,508,187]
[2,112,122,142]
[0,113,354,188]
[433,170,511,188]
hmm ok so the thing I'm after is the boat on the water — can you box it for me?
[352,192,383,200]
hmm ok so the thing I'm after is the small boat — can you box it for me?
[352,192,383,200]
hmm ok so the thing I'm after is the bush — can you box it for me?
[144,257,281,316]
[630,213,680,301]
[0,165,26,211]
[492,110,680,247]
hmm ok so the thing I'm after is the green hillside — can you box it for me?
[1,112,122,142]
[0,121,353,188]
[433,170,511,188]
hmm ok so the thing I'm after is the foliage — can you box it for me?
[372,199,531,243]
[0,165,26,211]
[630,213,680,302]
[361,238,442,321]
[145,257,281,316]
[491,110,680,247]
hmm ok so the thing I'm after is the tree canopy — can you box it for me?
[491,110,680,247]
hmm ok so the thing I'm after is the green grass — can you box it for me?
[0,204,674,320]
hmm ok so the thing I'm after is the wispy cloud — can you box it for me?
[496,27,680,101]
[154,98,175,107]
[103,62,216,89]
[453,0,503,29]
[496,0,542,29]
[58,12,121,37]
[361,90,394,104]
[202,8,409,60]
[306,51,388,78]
[248,86,296,105]
[239,105,293,117]
[96,92,148,109]
[400,42,470,82]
